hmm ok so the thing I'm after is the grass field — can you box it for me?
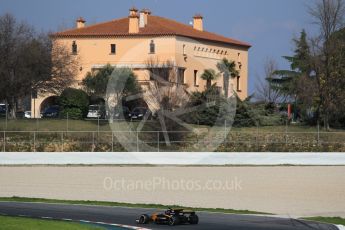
[0,118,344,152]
[1,117,343,132]
[303,217,345,226]
[0,118,113,132]
[0,215,104,230]
[0,196,270,215]
[1,117,344,133]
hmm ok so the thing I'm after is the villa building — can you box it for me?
[31,7,251,117]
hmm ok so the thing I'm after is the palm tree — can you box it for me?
[217,58,239,97]
[201,69,220,89]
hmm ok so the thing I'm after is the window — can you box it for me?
[183,44,186,56]
[238,53,242,69]
[236,76,241,92]
[72,41,77,54]
[177,68,185,84]
[150,68,170,82]
[194,70,198,87]
[150,40,155,53]
[110,44,116,54]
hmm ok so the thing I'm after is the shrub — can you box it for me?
[59,107,83,120]
[182,85,230,126]
[183,88,287,128]
[257,115,285,126]
[59,88,89,119]
[264,102,276,115]
[233,96,258,127]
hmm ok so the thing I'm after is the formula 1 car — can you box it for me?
[136,208,199,226]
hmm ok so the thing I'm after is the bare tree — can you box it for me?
[143,57,189,112]
[0,13,79,118]
[0,13,34,117]
[308,0,345,129]
[309,0,345,41]
[28,36,79,96]
[255,58,282,103]
[145,57,176,83]
[140,58,191,145]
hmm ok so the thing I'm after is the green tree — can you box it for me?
[272,30,312,97]
[272,30,317,122]
[59,88,89,119]
[82,64,114,100]
[216,58,239,97]
[183,85,227,126]
[105,67,141,101]
[200,69,220,89]
[104,67,142,122]
[233,96,258,127]
[83,65,141,101]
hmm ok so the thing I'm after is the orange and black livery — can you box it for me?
[136,208,199,226]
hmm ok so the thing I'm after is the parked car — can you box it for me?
[0,104,6,117]
[41,105,59,118]
[128,107,150,120]
[24,111,31,118]
[87,105,105,119]
[113,106,130,120]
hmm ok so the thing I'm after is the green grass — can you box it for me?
[0,215,104,230]
[0,118,112,132]
[0,196,271,215]
[1,118,344,151]
[1,118,341,132]
[303,216,345,225]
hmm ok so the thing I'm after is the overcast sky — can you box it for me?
[0,0,318,94]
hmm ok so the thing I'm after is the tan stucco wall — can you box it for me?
[175,36,248,99]
[31,93,56,118]
[55,36,177,81]
[32,35,249,117]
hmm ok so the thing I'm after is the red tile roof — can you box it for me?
[52,15,251,48]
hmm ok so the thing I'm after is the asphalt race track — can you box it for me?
[0,202,338,230]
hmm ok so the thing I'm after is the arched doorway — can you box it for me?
[39,96,59,114]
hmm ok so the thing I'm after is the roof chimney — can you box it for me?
[139,8,151,28]
[129,7,139,33]
[193,14,203,31]
[76,17,86,29]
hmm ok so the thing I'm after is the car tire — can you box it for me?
[138,214,150,224]
[189,214,199,224]
[168,216,180,226]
